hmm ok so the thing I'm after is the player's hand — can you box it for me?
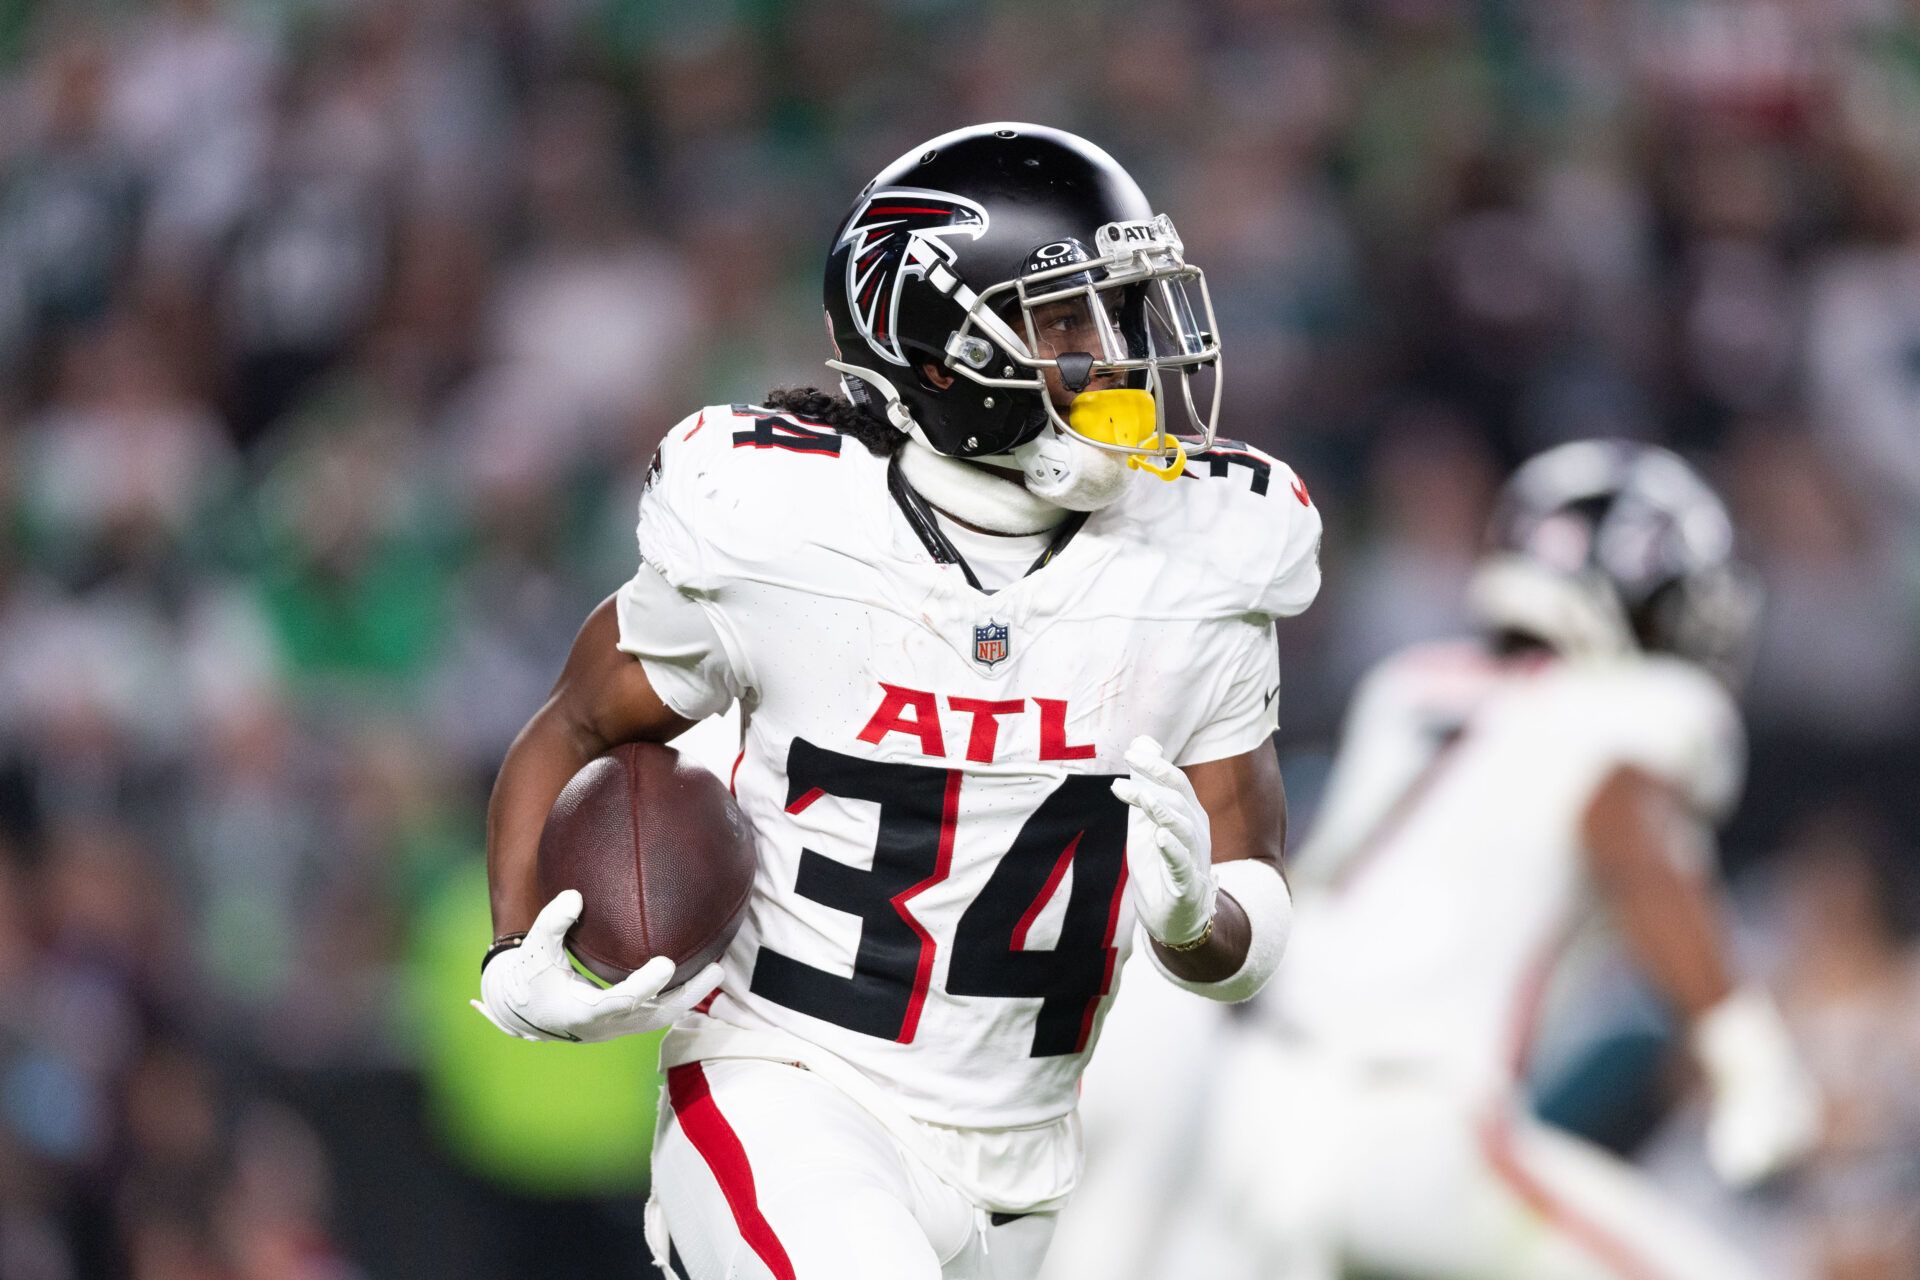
[1112,736,1217,948]
[471,889,722,1044]
[1693,989,1823,1188]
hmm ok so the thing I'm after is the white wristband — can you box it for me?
[1142,860,1292,1003]
[1691,987,1799,1098]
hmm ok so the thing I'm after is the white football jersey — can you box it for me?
[614,404,1319,1159]
[1266,641,1743,1091]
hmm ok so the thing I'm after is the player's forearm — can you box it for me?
[1584,768,1734,1021]
[1606,859,1734,1022]
[1150,884,1251,981]
[486,597,699,935]
[486,702,609,936]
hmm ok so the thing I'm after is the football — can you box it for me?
[536,741,757,988]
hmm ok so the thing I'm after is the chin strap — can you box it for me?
[897,440,1068,535]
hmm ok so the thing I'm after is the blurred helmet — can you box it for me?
[1467,440,1760,682]
[823,122,1220,465]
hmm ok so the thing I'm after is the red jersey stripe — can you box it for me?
[1012,834,1082,952]
[1076,856,1131,1052]
[891,768,962,1043]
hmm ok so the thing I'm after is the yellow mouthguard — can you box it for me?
[1066,389,1187,481]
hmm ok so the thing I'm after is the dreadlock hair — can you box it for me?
[763,386,903,457]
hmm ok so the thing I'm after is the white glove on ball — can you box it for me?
[1693,988,1823,1188]
[1111,736,1217,948]
[472,889,723,1044]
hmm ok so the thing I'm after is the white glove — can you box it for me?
[1692,988,1823,1188]
[1111,736,1216,948]
[471,889,723,1044]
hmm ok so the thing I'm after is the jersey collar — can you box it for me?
[887,453,1088,593]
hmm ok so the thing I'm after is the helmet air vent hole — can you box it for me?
[995,129,1017,139]
[920,150,937,163]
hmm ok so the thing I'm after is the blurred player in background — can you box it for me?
[471,123,1320,1279]
[1054,440,1822,1280]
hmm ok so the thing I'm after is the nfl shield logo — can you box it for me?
[973,621,1010,668]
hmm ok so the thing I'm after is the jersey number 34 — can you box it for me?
[749,738,1129,1058]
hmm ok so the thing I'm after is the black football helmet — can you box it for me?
[1468,440,1760,682]
[823,122,1221,460]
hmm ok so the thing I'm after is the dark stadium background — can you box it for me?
[0,1,1916,1277]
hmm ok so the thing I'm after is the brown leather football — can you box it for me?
[536,741,756,988]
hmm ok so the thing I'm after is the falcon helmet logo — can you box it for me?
[838,188,989,367]
[973,620,1010,668]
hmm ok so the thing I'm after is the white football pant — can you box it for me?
[1039,955,1229,1280]
[648,1058,1057,1280]
[1194,1036,1775,1280]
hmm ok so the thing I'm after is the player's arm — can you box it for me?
[1113,737,1293,1000]
[472,595,718,1045]
[1583,766,1733,1017]
[1582,766,1820,1186]
[1115,468,1318,998]
[487,595,695,937]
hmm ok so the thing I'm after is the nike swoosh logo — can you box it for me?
[1263,686,1279,709]
[1291,476,1311,507]
[508,1008,581,1042]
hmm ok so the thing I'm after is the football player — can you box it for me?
[1130,441,1818,1280]
[470,123,1322,1279]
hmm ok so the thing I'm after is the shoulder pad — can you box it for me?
[1106,439,1323,620]
[637,404,877,590]
[1362,640,1501,706]
[1542,658,1746,819]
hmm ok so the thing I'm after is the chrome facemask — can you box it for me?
[928,215,1221,477]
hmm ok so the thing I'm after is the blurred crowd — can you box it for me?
[0,0,1916,1277]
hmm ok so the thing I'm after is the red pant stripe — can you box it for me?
[1478,1110,1665,1280]
[666,1063,797,1280]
